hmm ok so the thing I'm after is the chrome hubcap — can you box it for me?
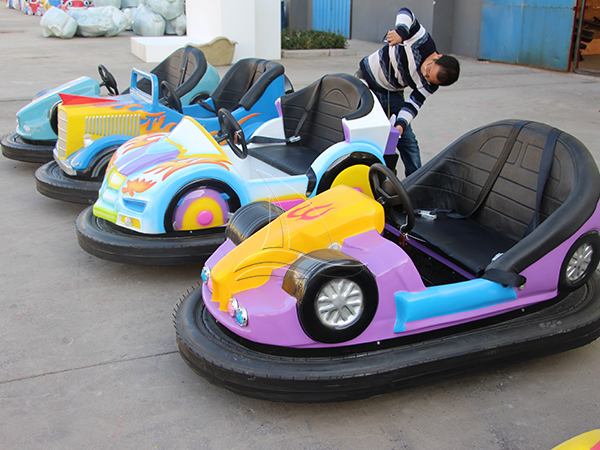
[316,278,364,329]
[566,243,594,282]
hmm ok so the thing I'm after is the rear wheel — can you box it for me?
[559,232,600,292]
[166,181,240,233]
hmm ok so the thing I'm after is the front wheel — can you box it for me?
[290,251,378,344]
[225,201,285,245]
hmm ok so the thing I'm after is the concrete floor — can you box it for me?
[1,6,600,450]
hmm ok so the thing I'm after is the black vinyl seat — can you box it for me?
[133,46,208,99]
[207,58,285,112]
[248,73,374,175]
[402,120,600,278]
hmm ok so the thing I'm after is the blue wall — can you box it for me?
[312,0,351,38]
[479,0,576,70]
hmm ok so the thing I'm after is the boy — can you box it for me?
[357,7,460,176]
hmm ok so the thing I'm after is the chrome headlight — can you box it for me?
[227,297,248,327]
[201,266,212,292]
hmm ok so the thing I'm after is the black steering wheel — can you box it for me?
[98,65,119,96]
[160,81,183,114]
[217,108,248,159]
[368,163,415,234]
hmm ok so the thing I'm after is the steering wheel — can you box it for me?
[368,163,415,234]
[97,65,119,96]
[160,81,183,114]
[217,108,248,159]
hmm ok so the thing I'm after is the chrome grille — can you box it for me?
[57,109,68,159]
[84,114,141,137]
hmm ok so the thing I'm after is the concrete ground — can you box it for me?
[1,6,600,450]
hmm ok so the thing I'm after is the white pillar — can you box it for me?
[132,0,281,63]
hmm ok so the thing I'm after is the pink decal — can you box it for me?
[287,202,334,221]
[272,198,305,211]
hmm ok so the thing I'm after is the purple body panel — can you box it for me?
[201,203,600,348]
[385,126,400,155]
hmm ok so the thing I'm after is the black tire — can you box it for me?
[225,201,285,245]
[1,132,56,163]
[175,273,600,403]
[76,206,226,265]
[288,251,378,343]
[35,161,101,204]
[559,232,600,292]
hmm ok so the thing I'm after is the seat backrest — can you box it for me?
[279,73,374,153]
[135,46,208,98]
[404,120,600,272]
[210,58,284,112]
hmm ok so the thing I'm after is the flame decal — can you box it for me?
[121,133,166,154]
[145,158,232,181]
[122,178,156,196]
[208,113,260,140]
[287,203,334,221]
[237,113,260,125]
[140,113,177,133]
[108,133,167,172]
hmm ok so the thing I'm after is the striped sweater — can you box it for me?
[359,8,438,130]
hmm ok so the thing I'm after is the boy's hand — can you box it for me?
[387,30,403,46]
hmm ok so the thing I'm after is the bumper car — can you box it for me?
[35,58,288,205]
[76,73,398,265]
[552,430,600,450]
[2,46,219,163]
[174,120,600,402]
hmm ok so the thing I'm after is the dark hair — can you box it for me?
[434,55,460,86]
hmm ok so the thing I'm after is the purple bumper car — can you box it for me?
[175,120,600,402]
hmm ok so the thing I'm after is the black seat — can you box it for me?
[134,46,208,99]
[208,58,285,112]
[248,73,374,175]
[402,120,600,278]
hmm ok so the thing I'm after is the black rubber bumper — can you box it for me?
[1,132,56,163]
[175,273,600,403]
[35,161,102,204]
[76,206,226,265]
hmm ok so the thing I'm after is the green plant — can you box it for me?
[281,29,348,50]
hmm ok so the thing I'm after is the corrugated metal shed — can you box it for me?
[479,0,576,71]
[313,0,351,38]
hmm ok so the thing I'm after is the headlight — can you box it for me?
[227,297,248,327]
[117,214,141,230]
[108,171,127,190]
[201,266,212,292]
